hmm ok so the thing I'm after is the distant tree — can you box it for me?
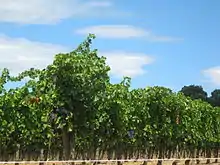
[179,85,208,101]
[208,89,220,107]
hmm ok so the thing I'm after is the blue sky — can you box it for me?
[0,0,220,94]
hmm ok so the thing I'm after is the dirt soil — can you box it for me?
[5,160,220,165]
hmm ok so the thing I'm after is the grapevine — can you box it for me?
[0,34,219,164]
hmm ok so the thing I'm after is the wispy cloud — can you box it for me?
[75,25,183,42]
[202,66,220,86]
[0,34,68,75]
[0,34,153,78]
[150,35,183,42]
[0,0,124,24]
[101,51,154,78]
[76,25,148,38]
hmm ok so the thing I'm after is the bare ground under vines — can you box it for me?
[3,161,220,165]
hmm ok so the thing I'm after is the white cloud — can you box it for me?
[0,35,153,78]
[150,35,183,42]
[101,51,154,78]
[0,0,116,24]
[203,66,220,86]
[76,25,148,38]
[86,1,112,7]
[0,34,68,75]
[75,25,183,42]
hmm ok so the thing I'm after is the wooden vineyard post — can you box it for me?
[172,160,178,165]
[185,159,190,165]
[39,162,44,165]
[143,161,148,165]
[157,160,162,165]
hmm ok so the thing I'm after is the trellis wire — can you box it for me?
[0,158,220,164]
